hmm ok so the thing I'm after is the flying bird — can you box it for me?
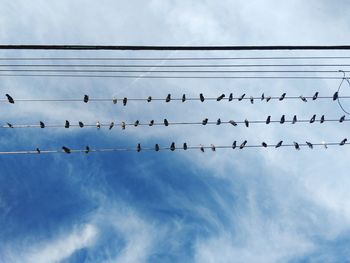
[149,120,154,126]
[166,94,171,102]
[6,94,14,104]
[229,120,237,126]
[279,93,286,101]
[244,119,249,127]
[164,119,169,126]
[109,122,114,130]
[275,141,283,148]
[83,94,89,103]
[300,95,307,102]
[123,97,127,106]
[310,114,316,123]
[202,118,208,125]
[340,138,347,145]
[39,121,45,128]
[183,143,188,150]
[333,91,339,101]
[320,115,325,123]
[238,94,245,101]
[62,146,71,154]
[79,121,84,128]
[339,115,346,123]
[232,141,237,149]
[199,93,205,102]
[216,118,221,125]
[262,142,267,148]
[170,142,176,151]
[147,96,152,102]
[134,120,139,127]
[266,115,271,124]
[65,120,70,128]
[293,142,300,150]
[292,115,297,124]
[96,121,101,129]
[137,143,141,152]
[217,94,225,101]
[280,115,285,124]
[85,146,90,154]
[182,94,186,102]
[229,93,233,101]
[155,144,160,152]
[306,141,313,149]
[313,92,319,100]
[239,140,247,149]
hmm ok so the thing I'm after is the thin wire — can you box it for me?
[0,141,348,155]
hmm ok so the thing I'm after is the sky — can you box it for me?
[1,0,350,262]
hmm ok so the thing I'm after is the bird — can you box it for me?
[85,146,90,154]
[137,143,141,152]
[262,142,267,148]
[340,138,348,146]
[279,93,286,101]
[62,146,71,154]
[310,114,316,123]
[83,94,89,103]
[112,97,117,104]
[79,121,84,128]
[275,141,283,148]
[121,122,126,130]
[239,140,247,149]
[166,94,171,102]
[200,145,205,152]
[217,94,225,101]
[229,93,233,101]
[232,141,237,149]
[202,118,208,125]
[199,93,205,102]
[65,120,70,128]
[245,119,249,127]
[149,120,154,126]
[109,122,114,130]
[293,142,300,150]
[155,144,160,152]
[229,120,237,126]
[333,91,339,101]
[39,121,45,128]
[238,94,246,101]
[183,143,188,150]
[96,121,101,129]
[211,144,216,151]
[164,119,169,126]
[182,94,186,102]
[36,148,40,154]
[320,115,325,123]
[313,92,319,100]
[280,115,285,124]
[123,97,127,106]
[306,141,313,149]
[250,96,254,104]
[170,142,176,151]
[147,96,152,102]
[7,123,13,128]
[339,115,346,123]
[266,116,271,124]
[292,115,297,124]
[6,94,14,104]
[216,118,221,125]
[321,141,328,149]
[261,93,265,101]
[134,120,139,127]
[266,96,271,102]
[300,95,307,102]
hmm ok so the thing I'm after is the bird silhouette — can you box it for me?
[313,92,319,100]
[217,94,225,101]
[293,142,300,150]
[266,96,271,102]
[216,118,221,125]
[83,95,89,103]
[137,143,141,152]
[78,121,84,128]
[245,119,249,127]
[170,142,176,151]
[229,93,233,101]
[261,93,265,101]
[292,115,297,124]
[62,146,71,154]
[320,115,325,123]
[7,123,13,128]
[238,94,245,101]
[262,142,267,147]
[340,138,347,145]
[275,141,283,148]
[202,118,208,125]
[65,120,70,128]
[250,96,254,104]
[200,93,205,102]
[147,96,152,102]
[96,121,101,129]
[39,121,45,128]
[36,148,40,154]
[306,141,313,149]
[280,115,285,124]
[85,146,90,154]
[155,144,160,151]
[200,145,205,152]
[134,120,139,127]
[266,116,271,124]
[6,94,14,104]
[164,119,169,126]
[300,95,307,102]
[121,122,126,130]
[240,140,247,149]
[229,120,237,126]
[339,115,346,122]
[279,93,286,101]
[109,122,114,130]
[112,97,117,104]
[166,94,171,102]
[149,120,154,126]
[310,114,316,123]
[182,94,186,102]
[123,97,127,106]
[183,143,188,150]
[333,91,339,101]
[232,141,237,149]
[211,144,216,151]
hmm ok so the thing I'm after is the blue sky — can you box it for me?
[1,1,350,262]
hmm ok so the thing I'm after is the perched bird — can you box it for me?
[239,140,247,149]
[164,119,169,126]
[310,114,316,123]
[229,93,233,101]
[134,120,139,127]
[244,119,249,127]
[121,122,126,130]
[306,141,313,149]
[279,93,286,101]
[300,95,307,102]
[321,141,328,149]
[96,121,101,129]
[166,94,171,102]
[36,148,41,154]
[182,94,186,102]
[155,144,160,152]
[123,97,127,106]
[7,123,13,128]
[250,96,254,104]
[62,146,71,154]
[149,120,154,126]
[261,93,265,101]
[85,146,90,154]
[202,118,208,125]
[293,142,300,150]
[232,141,237,149]
[266,115,271,124]
[65,120,70,128]
[333,91,339,101]
[199,145,205,152]
[320,115,325,123]
[39,121,45,128]
[275,141,283,148]
[292,115,297,124]
[211,144,216,151]
[262,142,268,148]
[238,94,246,101]
[170,142,176,151]
[199,93,205,102]
[83,94,89,103]
[266,96,271,102]
[339,115,346,123]
[112,97,117,104]
[280,115,285,124]
[340,138,348,146]
[79,121,84,128]
[137,143,141,152]
[6,94,14,104]
[109,122,114,130]
[313,92,319,100]
[183,142,188,150]
[147,96,152,102]
[216,118,221,125]
[217,94,225,101]
[229,120,237,126]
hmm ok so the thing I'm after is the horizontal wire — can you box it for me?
[0,141,348,155]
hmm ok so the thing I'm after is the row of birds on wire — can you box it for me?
[3,138,348,155]
[1,91,345,104]
[2,114,349,129]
